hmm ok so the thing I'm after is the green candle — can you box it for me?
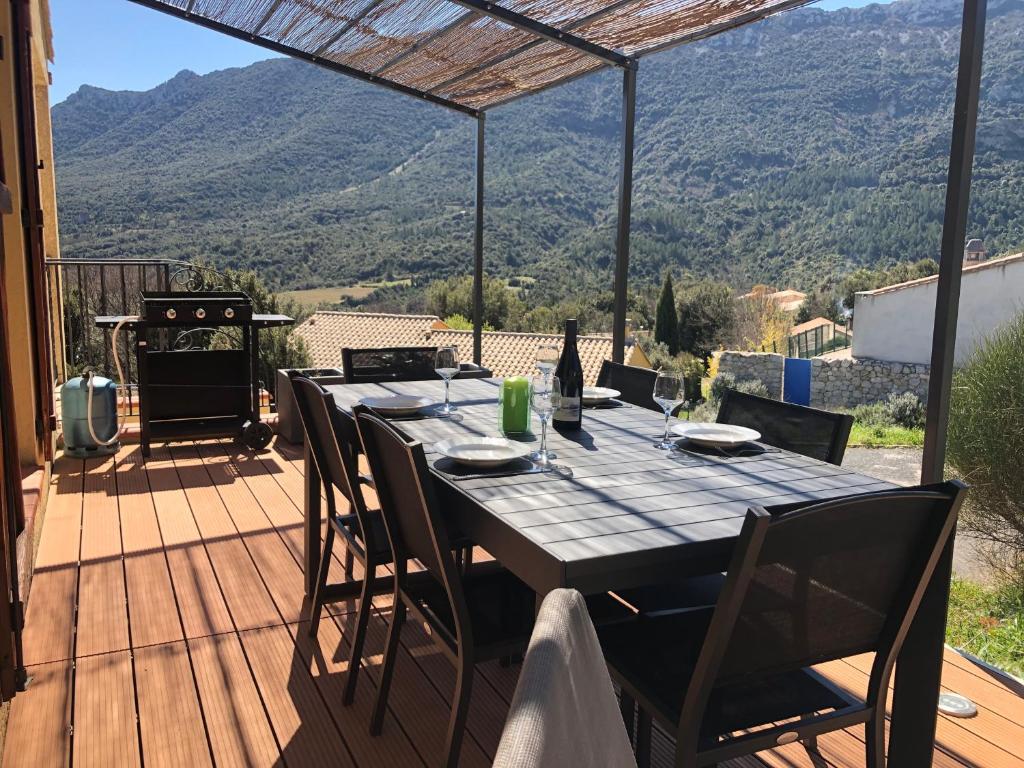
[499,376,531,435]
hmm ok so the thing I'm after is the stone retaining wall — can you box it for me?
[718,352,784,400]
[811,356,930,409]
[717,351,929,409]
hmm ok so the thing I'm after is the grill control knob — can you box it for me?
[224,307,235,319]
[165,308,177,320]
[194,308,206,320]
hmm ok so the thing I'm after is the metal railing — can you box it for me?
[46,258,226,414]
[787,323,851,359]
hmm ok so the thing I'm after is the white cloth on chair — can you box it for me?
[494,588,637,768]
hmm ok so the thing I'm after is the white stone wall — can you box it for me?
[718,352,784,399]
[810,357,930,410]
[852,254,1024,365]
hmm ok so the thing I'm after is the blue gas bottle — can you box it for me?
[61,375,120,458]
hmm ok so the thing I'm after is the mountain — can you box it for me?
[50,0,1024,301]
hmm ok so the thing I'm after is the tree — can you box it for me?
[427,275,524,331]
[676,281,736,362]
[795,288,843,324]
[655,273,679,355]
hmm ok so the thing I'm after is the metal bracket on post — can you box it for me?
[612,65,637,364]
[472,114,485,366]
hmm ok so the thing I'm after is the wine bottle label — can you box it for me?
[553,397,581,422]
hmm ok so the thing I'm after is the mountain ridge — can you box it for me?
[51,0,1024,299]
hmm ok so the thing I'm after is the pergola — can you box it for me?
[126,2,989,760]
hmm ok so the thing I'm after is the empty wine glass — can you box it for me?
[435,345,460,416]
[652,371,683,449]
[536,343,559,379]
[530,375,560,468]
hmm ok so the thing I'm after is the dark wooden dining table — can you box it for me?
[301,376,948,766]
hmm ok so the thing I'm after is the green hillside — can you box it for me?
[51,0,1024,303]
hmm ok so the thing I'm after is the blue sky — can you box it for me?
[49,0,894,104]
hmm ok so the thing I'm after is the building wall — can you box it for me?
[0,0,57,466]
[852,256,1024,366]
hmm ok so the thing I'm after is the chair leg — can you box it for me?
[865,711,886,768]
[369,599,406,736]
[636,709,652,768]
[463,544,473,572]
[443,656,474,768]
[308,526,335,638]
[344,545,354,581]
[620,691,635,743]
[341,563,375,706]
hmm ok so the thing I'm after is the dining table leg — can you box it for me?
[886,538,955,766]
[304,440,322,598]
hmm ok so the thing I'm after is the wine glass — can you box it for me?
[535,343,559,379]
[435,345,460,416]
[652,371,683,449]
[530,375,560,468]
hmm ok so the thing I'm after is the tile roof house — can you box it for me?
[295,311,650,384]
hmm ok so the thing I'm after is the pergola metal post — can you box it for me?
[472,113,485,365]
[612,66,638,364]
[889,0,987,764]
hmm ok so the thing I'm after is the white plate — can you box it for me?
[434,437,532,468]
[358,395,434,416]
[671,422,761,448]
[582,386,621,405]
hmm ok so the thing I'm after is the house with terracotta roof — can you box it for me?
[853,252,1024,365]
[739,287,807,314]
[295,311,650,384]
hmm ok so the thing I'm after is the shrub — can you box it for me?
[884,391,925,429]
[850,401,889,427]
[947,313,1024,583]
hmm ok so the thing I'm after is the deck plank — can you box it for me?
[114,446,184,648]
[72,650,141,768]
[134,641,213,768]
[1,660,73,767]
[75,456,130,658]
[187,632,282,767]
[20,459,82,665]
[144,447,235,639]
[167,444,283,632]
[190,443,306,624]
[238,623,357,767]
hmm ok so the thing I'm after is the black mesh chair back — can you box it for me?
[355,409,463,601]
[341,346,439,384]
[290,376,363,514]
[597,360,660,412]
[716,388,853,464]
[712,484,963,686]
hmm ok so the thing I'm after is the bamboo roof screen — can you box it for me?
[133,0,816,113]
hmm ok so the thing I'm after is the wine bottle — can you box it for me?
[553,319,583,431]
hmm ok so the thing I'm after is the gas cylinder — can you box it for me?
[61,375,120,458]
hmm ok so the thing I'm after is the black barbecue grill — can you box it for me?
[96,290,293,456]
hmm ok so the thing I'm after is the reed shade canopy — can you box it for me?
[131,0,816,113]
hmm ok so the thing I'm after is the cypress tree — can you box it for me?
[655,272,679,355]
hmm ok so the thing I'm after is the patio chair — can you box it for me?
[341,346,439,383]
[597,360,660,412]
[717,388,854,464]
[494,588,637,768]
[341,345,493,384]
[601,481,966,768]
[355,409,536,767]
[290,376,394,706]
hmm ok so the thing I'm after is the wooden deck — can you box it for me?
[3,440,1022,767]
